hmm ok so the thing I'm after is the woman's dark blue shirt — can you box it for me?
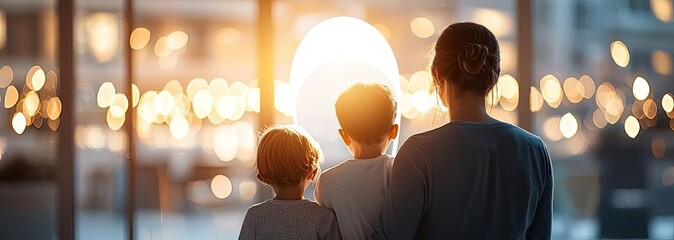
[373,120,553,240]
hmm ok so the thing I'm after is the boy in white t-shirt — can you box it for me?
[314,83,398,240]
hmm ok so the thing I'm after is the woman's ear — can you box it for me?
[439,80,452,108]
[389,124,399,140]
[338,129,351,146]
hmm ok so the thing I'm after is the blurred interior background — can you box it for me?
[0,0,673,239]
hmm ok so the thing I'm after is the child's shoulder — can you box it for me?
[302,200,337,219]
[244,200,335,222]
[318,160,351,180]
[318,155,394,182]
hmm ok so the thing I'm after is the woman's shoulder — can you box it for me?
[402,121,546,150]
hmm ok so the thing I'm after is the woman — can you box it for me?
[373,22,552,239]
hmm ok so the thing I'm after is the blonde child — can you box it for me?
[239,125,341,240]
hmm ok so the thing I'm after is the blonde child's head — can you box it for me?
[256,125,323,188]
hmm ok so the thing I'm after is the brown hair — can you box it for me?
[431,22,501,96]
[335,83,397,144]
[256,125,322,187]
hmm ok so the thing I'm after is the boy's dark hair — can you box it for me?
[335,83,397,144]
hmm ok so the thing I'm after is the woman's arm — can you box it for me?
[372,137,428,240]
[526,177,553,240]
[526,142,554,240]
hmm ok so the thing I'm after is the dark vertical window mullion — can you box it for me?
[257,0,275,201]
[57,0,75,239]
[123,0,136,239]
[517,0,534,131]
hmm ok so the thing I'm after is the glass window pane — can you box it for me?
[74,1,129,239]
[0,1,59,239]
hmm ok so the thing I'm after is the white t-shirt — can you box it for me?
[314,154,394,240]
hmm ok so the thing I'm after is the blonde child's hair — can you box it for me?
[256,125,323,187]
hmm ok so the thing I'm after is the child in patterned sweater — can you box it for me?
[239,125,341,240]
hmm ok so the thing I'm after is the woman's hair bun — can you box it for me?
[458,43,489,75]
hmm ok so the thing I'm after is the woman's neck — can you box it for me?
[448,93,493,123]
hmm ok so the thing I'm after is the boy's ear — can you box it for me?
[389,124,399,140]
[338,129,351,146]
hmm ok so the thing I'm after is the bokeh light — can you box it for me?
[164,80,183,95]
[214,125,237,162]
[497,74,519,112]
[530,87,544,112]
[26,66,46,91]
[130,27,151,50]
[543,116,563,141]
[155,90,175,116]
[0,10,5,50]
[246,88,261,113]
[593,108,608,129]
[563,77,584,103]
[86,126,105,150]
[97,82,116,108]
[186,78,208,101]
[12,112,27,134]
[632,77,650,101]
[0,65,12,87]
[192,90,213,119]
[410,17,435,38]
[560,113,578,139]
[578,75,595,99]
[154,36,173,57]
[109,93,129,118]
[85,12,119,62]
[652,135,666,159]
[624,115,640,138]
[106,131,126,153]
[234,121,255,162]
[497,74,519,99]
[24,91,40,117]
[239,180,257,200]
[652,50,673,75]
[408,71,432,93]
[208,78,229,100]
[651,0,674,23]
[596,82,624,124]
[217,27,241,46]
[169,115,189,139]
[274,82,293,115]
[473,8,512,37]
[540,74,562,108]
[643,99,657,119]
[211,175,232,199]
[106,108,125,131]
[662,93,674,113]
[47,97,62,120]
[610,40,630,67]
[167,30,189,50]
[132,83,140,107]
[4,85,18,108]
